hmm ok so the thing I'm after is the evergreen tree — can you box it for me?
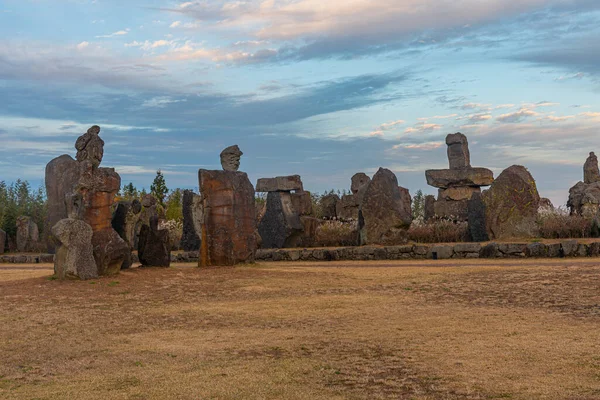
[412,189,425,220]
[0,180,46,238]
[150,170,168,207]
[121,182,139,200]
[165,188,183,221]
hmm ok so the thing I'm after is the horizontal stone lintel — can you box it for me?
[256,175,304,192]
[425,167,494,189]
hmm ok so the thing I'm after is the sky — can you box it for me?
[1,0,600,206]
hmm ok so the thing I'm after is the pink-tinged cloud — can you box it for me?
[392,141,444,151]
[496,108,538,123]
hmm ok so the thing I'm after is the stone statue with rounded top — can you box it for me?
[220,145,243,172]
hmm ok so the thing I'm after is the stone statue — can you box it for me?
[220,145,243,171]
[75,125,104,168]
[584,152,600,184]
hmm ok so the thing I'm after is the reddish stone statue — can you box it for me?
[198,169,257,266]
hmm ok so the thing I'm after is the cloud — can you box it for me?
[141,96,187,108]
[514,32,600,75]
[155,0,600,62]
[368,119,405,136]
[404,122,442,134]
[125,40,175,50]
[546,115,575,122]
[468,113,492,123]
[497,108,539,123]
[95,29,130,38]
[0,41,173,91]
[76,41,90,50]
[391,141,444,151]
[154,40,278,64]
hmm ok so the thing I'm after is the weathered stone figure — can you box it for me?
[181,190,201,251]
[220,145,243,172]
[482,165,540,239]
[45,125,128,277]
[135,194,158,249]
[259,191,303,248]
[584,152,600,184]
[446,132,471,169]
[424,195,436,222]
[0,229,6,254]
[45,156,81,253]
[425,132,494,221]
[111,199,142,269]
[16,216,39,252]
[568,152,600,218]
[52,219,97,280]
[320,194,340,219]
[138,215,171,267]
[359,168,412,245]
[351,173,371,194]
[467,192,489,242]
[337,173,371,220]
[197,147,257,266]
[75,125,104,168]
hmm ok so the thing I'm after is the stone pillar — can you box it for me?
[111,199,142,269]
[16,216,39,252]
[138,216,171,267]
[0,229,6,254]
[584,152,600,184]
[181,190,201,251]
[425,132,494,221]
[198,169,257,266]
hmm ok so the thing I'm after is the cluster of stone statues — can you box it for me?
[3,124,596,279]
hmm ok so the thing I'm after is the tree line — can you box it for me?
[0,171,185,238]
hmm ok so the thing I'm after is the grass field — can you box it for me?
[1,259,600,399]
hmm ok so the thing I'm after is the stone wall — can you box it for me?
[5,240,600,264]
[255,240,600,261]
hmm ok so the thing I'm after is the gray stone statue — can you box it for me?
[75,125,104,168]
[220,145,243,171]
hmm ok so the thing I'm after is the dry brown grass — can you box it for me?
[1,260,600,400]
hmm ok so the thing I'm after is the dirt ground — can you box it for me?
[1,259,600,400]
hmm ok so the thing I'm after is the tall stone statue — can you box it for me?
[584,152,600,185]
[197,146,257,266]
[425,132,494,221]
[46,125,128,279]
[220,145,243,171]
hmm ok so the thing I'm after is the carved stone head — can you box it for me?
[75,125,104,168]
[220,145,243,171]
